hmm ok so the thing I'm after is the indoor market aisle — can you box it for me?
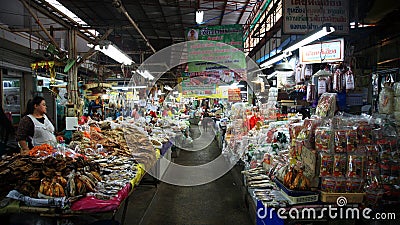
[119,124,252,225]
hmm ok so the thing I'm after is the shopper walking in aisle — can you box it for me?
[202,106,210,132]
[16,96,57,155]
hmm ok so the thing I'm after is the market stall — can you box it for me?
[223,89,400,224]
[0,117,176,223]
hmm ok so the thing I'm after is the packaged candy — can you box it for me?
[334,177,346,193]
[347,154,365,178]
[334,129,348,153]
[315,127,332,152]
[333,154,347,177]
[319,153,334,177]
[357,124,373,145]
[346,127,358,152]
[365,145,379,165]
[316,93,337,118]
[346,178,363,193]
[321,177,336,192]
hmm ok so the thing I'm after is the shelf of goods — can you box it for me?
[0,119,174,219]
[238,102,399,223]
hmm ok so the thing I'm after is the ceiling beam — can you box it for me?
[9,27,68,32]
[77,28,114,67]
[236,0,250,24]
[20,0,62,53]
[219,1,228,25]
[116,1,157,53]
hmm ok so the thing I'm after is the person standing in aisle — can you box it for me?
[0,105,15,154]
[16,96,57,155]
[202,106,210,132]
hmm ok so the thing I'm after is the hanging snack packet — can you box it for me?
[315,127,332,153]
[320,153,334,177]
[333,154,347,177]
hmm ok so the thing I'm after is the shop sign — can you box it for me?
[228,88,241,102]
[299,38,344,64]
[186,25,246,80]
[181,77,216,96]
[283,0,349,35]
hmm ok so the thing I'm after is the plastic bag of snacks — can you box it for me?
[394,97,400,112]
[321,177,336,192]
[319,153,334,177]
[393,82,400,96]
[357,123,373,145]
[333,154,347,177]
[316,93,337,117]
[334,128,349,153]
[347,154,366,178]
[334,177,346,192]
[315,127,333,152]
[346,126,358,152]
[378,86,394,114]
[346,178,364,193]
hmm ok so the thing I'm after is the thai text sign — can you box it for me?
[299,38,344,64]
[283,0,349,35]
[228,88,241,102]
[187,25,245,78]
[181,77,216,96]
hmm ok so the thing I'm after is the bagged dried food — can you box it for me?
[379,86,394,114]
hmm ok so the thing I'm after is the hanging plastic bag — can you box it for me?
[378,86,394,114]
[345,70,355,90]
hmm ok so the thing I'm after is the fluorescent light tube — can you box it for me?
[283,26,335,53]
[196,11,204,24]
[88,43,133,65]
[259,52,292,69]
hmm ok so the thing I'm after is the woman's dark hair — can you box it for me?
[23,96,45,116]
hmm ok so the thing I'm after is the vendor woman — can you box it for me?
[16,96,57,155]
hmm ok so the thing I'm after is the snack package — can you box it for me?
[346,178,363,193]
[346,126,358,152]
[347,154,365,178]
[316,93,337,118]
[357,123,373,145]
[334,128,349,153]
[321,177,336,192]
[319,153,334,177]
[333,154,347,177]
[315,126,333,152]
[334,177,346,193]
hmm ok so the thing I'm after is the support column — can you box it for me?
[67,29,79,116]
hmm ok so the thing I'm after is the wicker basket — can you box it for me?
[320,191,365,203]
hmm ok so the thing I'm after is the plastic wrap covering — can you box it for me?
[378,87,394,114]
[393,82,400,96]
[316,93,337,117]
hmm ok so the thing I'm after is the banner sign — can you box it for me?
[181,77,216,96]
[228,88,241,102]
[299,38,344,64]
[283,0,349,35]
[186,25,246,80]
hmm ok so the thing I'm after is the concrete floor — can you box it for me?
[115,124,252,225]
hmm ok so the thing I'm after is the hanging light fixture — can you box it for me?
[87,42,133,65]
[274,59,294,72]
[196,10,204,24]
[283,25,336,53]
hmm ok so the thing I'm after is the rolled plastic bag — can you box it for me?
[6,190,68,208]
